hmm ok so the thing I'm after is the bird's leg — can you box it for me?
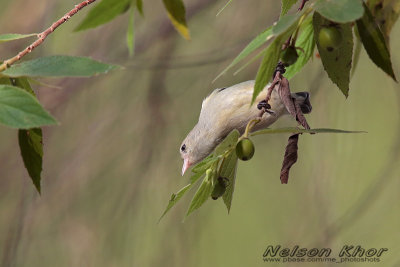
[257,69,283,116]
[249,62,285,135]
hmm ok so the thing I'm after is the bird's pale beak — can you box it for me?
[182,158,191,176]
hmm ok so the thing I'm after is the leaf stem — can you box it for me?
[0,0,98,72]
[298,0,309,11]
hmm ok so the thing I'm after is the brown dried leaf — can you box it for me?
[278,77,297,117]
[280,134,299,184]
[294,99,310,130]
[278,76,310,129]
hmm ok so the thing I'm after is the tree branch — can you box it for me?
[0,0,98,72]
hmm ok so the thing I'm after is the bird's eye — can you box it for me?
[181,144,186,152]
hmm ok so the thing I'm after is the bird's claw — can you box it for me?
[257,100,271,110]
[257,100,275,116]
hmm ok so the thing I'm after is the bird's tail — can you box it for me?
[291,92,312,114]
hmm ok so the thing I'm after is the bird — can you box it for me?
[180,80,312,175]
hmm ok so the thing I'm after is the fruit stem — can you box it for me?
[243,118,261,138]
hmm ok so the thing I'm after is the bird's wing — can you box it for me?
[201,80,256,114]
[198,80,260,133]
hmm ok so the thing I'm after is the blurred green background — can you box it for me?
[0,0,399,266]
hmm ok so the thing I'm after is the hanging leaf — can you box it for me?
[136,0,144,16]
[0,33,37,43]
[214,27,273,81]
[214,129,240,156]
[281,0,299,17]
[126,6,135,56]
[356,2,396,81]
[280,134,299,184]
[0,85,57,129]
[162,0,190,40]
[313,12,353,97]
[216,0,233,16]
[233,48,266,76]
[159,167,207,221]
[272,12,303,36]
[252,39,283,103]
[314,0,364,23]
[2,56,118,77]
[284,16,315,80]
[75,0,131,31]
[12,78,43,193]
[251,127,366,136]
[220,151,238,212]
[159,184,192,222]
[186,169,215,217]
[191,155,218,174]
[19,128,43,193]
[367,0,400,44]
[253,12,302,103]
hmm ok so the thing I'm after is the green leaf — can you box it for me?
[189,170,207,184]
[281,0,298,17]
[285,16,315,80]
[253,13,302,102]
[136,0,144,16]
[233,48,266,76]
[159,168,206,221]
[159,184,192,222]
[162,0,190,40]
[191,155,218,174]
[252,39,283,103]
[214,10,305,83]
[2,56,118,77]
[126,6,135,56]
[19,128,43,193]
[251,127,366,136]
[75,0,131,31]
[214,27,272,81]
[313,12,353,97]
[216,0,233,16]
[214,129,240,156]
[11,78,43,193]
[186,169,215,217]
[0,77,12,85]
[272,12,302,36]
[356,2,396,81]
[220,151,238,212]
[13,77,34,95]
[0,33,37,43]
[0,85,57,129]
[367,0,400,43]
[314,0,364,23]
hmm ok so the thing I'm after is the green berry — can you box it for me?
[236,138,255,161]
[281,46,299,66]
[211,177,228,200]
[318,27,343,52]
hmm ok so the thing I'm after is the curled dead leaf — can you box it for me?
[280,134,299,184]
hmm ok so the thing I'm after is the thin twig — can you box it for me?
[243,63,285,136]
[0,0,98,72]
[282,0,309,50]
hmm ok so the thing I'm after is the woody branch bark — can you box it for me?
[0,0,98,72]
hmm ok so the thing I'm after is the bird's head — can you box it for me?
[179,125,215,176]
